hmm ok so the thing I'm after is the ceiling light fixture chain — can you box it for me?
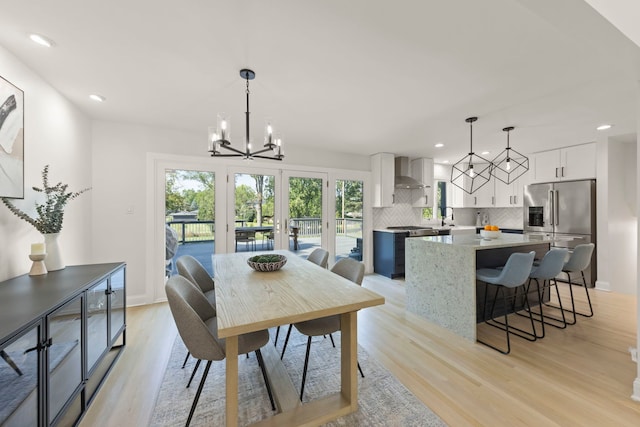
[208,68,284,161]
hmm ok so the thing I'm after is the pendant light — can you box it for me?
[208,69,284,161]
[491,126,529,185]
[450,117,493,194]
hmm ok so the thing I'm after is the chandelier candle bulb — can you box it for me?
[31,243,45,255]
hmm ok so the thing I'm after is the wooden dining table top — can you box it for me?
[212,250,384,339]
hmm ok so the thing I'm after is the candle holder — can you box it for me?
[29,253,48,276]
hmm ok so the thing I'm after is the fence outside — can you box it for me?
[167,218,362,243]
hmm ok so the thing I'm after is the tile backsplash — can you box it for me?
[453,207,523,229]
[372,190,524,230]
[372,190,421,228]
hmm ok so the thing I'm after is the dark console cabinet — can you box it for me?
[0,263,126,427]
[373,231,406,278]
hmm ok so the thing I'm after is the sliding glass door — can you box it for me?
[228,168,279,253]
[335,179,364,263]
[280,171,328,258]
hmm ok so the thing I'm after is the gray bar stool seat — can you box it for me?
[545,243,595,325]
[522,248,569,338]
[476,251,536,354]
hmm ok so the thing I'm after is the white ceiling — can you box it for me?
[0,0,638,164]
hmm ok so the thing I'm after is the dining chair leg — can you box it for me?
[357,361,364,378]
[255,349,276,411]
[186,360,211,427]
[300,336,313,401]
[182,351,191,369]
[274,326,280,346]
[329,333,335,348]
[186,359,201,388]
[280,325,293,360]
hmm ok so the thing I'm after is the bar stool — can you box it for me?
[524,248,569,338]
[546,243,595,325]
[476,251,536,354]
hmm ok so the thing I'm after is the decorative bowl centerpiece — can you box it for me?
[480,229,502,240]
[247,254,287,272]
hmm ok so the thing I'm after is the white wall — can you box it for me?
[606,141,638,295]
[90,121,370,304]
[0,45,92,282]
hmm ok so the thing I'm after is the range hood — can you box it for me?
[394,157,427,189]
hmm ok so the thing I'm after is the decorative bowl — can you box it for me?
[247,254,287,272]
[480,230,502,240]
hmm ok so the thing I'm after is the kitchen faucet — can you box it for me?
[441,207,454,227]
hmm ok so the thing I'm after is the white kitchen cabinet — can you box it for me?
[371,153,395,207]
[495,168,530,207]
[411,157,434,207]
[462,163,495,207]
[532,143,596,183]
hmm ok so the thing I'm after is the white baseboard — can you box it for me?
[595,280,611,292]
[126,295,150,307]
[632,377,640,402]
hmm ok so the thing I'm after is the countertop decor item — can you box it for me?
[1,165,90,271]
[247,254,287,272]
[28,253,47,276]
[480,230,502,240]
[208,69,284,161]
[1,165,90,234]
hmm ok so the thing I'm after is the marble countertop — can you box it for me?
[373,225,477,233]
[411,233,551,250]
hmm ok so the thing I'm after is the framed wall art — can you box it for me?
[0,75,24,199]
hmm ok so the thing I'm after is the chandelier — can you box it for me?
[490,126,529,185]
[450,117,493,194]
[208,69,284,161]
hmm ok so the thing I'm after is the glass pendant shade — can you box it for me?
[450,117,493,194]
[491,126,529,185]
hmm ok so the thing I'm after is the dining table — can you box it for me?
[212,250,384,426]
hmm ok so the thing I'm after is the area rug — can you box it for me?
[0,340,79,422]
[151,330,446,426]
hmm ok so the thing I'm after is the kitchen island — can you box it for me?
[405,234,550,341]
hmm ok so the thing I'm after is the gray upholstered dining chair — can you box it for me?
[176,255,217,369]
[165,276,275,426]
[279,257,365,401]
[306,248,329,269]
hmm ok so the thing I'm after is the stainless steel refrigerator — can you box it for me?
[523,179,596,286]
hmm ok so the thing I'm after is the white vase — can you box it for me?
[43,233,65,271]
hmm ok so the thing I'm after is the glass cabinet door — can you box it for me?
[86,279,108,374]
[109,267,125,343]
[47,294,82,424]
[0,323,41,427]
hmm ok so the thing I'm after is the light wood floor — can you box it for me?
[81,275,640,426]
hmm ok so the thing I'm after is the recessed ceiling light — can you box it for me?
[434,143,444,148]
[481,151,490,155]
[89,94,106,102]
[596,124,612,131]
[29,33,54,47]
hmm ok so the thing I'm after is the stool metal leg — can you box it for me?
[543,271,593,325]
